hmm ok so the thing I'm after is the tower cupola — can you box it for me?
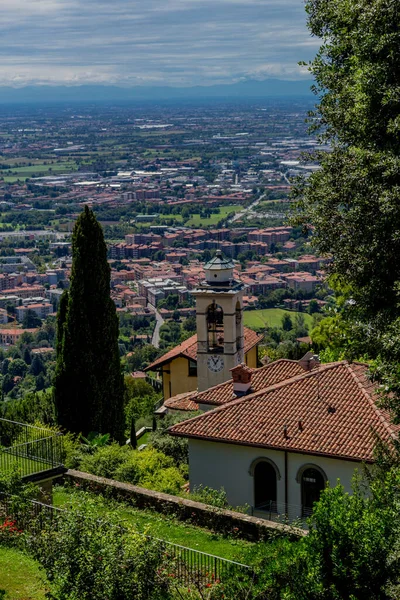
[204,250,235,286]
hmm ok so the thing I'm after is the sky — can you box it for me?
[0,0,320,88]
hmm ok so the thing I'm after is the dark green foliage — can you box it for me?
[1,391,56,426]
[281,314,293,332]
[22,309,42,329]
[29,355,45,376]
[293,0,400,326]
[291,0,400,420]
[7,359,27,379]
[54,206,125,441]
[149,413,192,467]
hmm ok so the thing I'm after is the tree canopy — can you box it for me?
[54,206,125,441]
[293,0,400,326]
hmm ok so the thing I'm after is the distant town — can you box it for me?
[0,99,330,396]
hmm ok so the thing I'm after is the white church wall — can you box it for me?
[189,439,364,512]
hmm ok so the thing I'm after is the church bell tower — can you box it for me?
[193,250,246,392]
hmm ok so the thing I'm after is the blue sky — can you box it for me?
[1,0,319,87]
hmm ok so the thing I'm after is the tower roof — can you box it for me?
[204,250,234,271]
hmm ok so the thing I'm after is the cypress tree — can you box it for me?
[54,206,125,441]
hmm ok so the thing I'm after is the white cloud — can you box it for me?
[0,0,319,87]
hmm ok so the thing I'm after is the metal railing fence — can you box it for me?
[251,500,313,525]
[0,418,64,478]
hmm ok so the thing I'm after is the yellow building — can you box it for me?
[146,250,263,400]
[146,327,262,400]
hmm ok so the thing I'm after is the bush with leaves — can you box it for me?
[149,413,196,467]
[114,447,186,495]
[79,443,131,479]
[27,499,172,600]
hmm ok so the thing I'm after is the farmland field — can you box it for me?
[243,308,313,330]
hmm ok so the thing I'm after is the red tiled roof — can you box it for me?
[164,391,200,412]
[145,327,263,371]
[169,362,398,462]
[165,359,306,410]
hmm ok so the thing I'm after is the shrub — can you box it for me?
[79,443,130,479]
[28,503,172,600]
[114,448,185,495]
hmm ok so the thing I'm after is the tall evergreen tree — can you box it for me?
[54,206,125,441]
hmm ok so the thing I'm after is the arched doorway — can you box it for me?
[300,466,326,517]
[253,461,277,512]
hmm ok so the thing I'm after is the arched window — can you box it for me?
[297,464,327,517]
[251,458,279,512]
[207,302,224,353]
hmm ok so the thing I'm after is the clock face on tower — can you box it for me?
[207,355,224,373]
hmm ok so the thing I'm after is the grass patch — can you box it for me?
[185,205,243,227]
[0,546,50,600]
[0,453,52,478]
[243,308,313,330]
[0,161,77,182]
[53,486,255,562]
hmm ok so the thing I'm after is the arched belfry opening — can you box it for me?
[207,302,224,353]
[235,300,242,352]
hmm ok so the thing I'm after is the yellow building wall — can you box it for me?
[162,356,198,399]
[244,346,258,368]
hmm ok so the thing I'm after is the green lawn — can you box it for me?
[158,213,184,223]
[0,454,51,477]
[185,205,243,227]
[243,308,313,331]
[53,487,255,563]
[0,546,50,600]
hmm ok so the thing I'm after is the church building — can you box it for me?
[146,250,263,401]
[151,254,398,520]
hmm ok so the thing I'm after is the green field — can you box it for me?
[0,161,77,182]
[53,487,254,562]
[186,205,243,227]
[243,308,313,331]
[0,546,50,599]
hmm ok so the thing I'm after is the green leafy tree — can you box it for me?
[22,309,42,329]
[281,314,293,332]
[54,206,125,441]
[291,0,400,420]
[8,359,27,378]
[293,0,400,326]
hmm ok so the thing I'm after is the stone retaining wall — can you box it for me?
[64,469,304,542]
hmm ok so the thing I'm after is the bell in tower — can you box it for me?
[193,250,246,391]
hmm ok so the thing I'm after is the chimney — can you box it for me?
[298,351,320,372]
[230,363,254,397]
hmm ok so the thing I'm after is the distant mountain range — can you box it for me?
[0,79,314,104]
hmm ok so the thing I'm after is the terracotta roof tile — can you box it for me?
[145,327,263,371]
[196,359,306,407]
[169,362,398,462]
[165,359,306,411]
[164,391,200,412]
